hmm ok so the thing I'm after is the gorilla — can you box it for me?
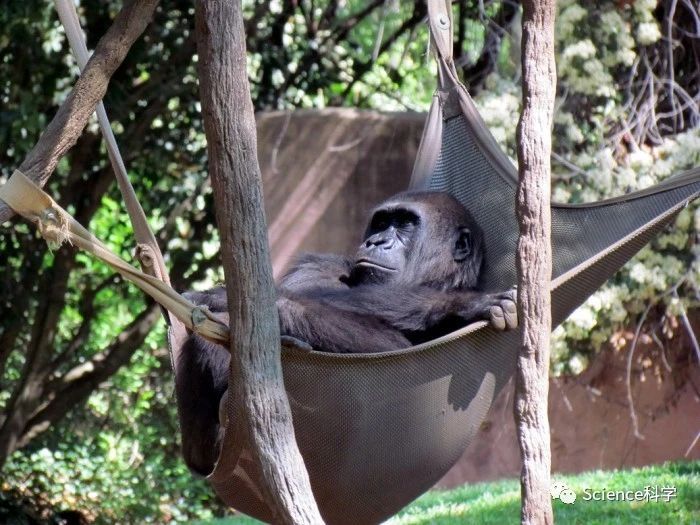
[177,191,517,474]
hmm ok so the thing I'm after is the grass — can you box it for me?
[198,461,699,524]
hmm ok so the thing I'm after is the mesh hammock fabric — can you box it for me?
[202,2,700,524]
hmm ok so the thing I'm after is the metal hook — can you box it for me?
[436,14,450,30]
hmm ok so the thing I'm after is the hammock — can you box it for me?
[202,4,699,522]
[0,1,698,524]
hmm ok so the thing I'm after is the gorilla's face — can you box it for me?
[350,207,418,284]
[348,191,484,290]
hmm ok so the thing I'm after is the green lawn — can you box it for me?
[199,461,699,524]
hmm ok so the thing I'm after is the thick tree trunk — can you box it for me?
[514,0,557,523]
[194,1,323,524]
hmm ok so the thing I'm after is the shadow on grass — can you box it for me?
[197,461,700,524]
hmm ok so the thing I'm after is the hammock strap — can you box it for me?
[426,0,453,65]
[0,169,229,344]
[426,0,462,88]
[54,0,185,337]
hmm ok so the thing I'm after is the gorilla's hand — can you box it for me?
[486,289,518,331]
[455,289,518,330]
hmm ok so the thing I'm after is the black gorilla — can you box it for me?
[177,191,517,474]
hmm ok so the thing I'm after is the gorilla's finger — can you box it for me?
[501,300,518,330]
[281,335,314,352]
[490,305,506,330]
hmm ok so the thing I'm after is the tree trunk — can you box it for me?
[194,1,324,524]
[514,0,557,522]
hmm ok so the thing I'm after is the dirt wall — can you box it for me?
[257,108,425,276]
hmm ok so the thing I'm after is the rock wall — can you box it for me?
[257,108,425,277]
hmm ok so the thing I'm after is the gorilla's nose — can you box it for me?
[365,233,391,248]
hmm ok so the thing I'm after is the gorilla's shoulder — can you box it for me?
[279,253,352,293]
[182,286,227,311]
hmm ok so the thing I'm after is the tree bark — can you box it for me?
[514,0,557,522]
[0,0,160,223]
[194,1,324,524]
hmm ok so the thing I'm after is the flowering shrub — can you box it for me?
[473,0,699,373]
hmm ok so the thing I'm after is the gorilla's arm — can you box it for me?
[176,323,230,476]
[183,286,227,311]
[309,285,517,334]
[177,288,230,475]
[276,254,416,353]
[276,294,411,354]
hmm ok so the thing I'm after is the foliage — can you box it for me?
[472,0,700,374]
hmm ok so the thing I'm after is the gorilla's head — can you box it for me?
[347,191,484,290]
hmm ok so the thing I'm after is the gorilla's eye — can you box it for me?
[374,217,389,231]
[393,210,419,229]
[369,209,419,235]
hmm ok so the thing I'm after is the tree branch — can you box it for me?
[16,305,161,449]
[340,2,426,99]
[0,0,160,223]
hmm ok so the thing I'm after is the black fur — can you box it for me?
[176,191,516,475]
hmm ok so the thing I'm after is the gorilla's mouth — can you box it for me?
[355,259,397,272]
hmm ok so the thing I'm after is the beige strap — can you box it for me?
[54,0,171,287]
[425,0,462,90]
[55,0,185,344]
[0,170,229,344]
[426,0,453,64]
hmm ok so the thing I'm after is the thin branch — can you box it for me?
[685,430,700,457]
[673,290,700,364]
[17,305,161,449]
[626,304,652,441]
[341,2,426,99]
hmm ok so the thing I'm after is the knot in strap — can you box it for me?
[135,243,156,269]
[191,306,212,329]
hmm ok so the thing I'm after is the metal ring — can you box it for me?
[191,306,209,327]
[436,14,450,30]
[41,207,59,225]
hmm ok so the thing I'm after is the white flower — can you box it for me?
[562,39,597,61]
[559,4,588,26]
[552,185,572,203]
[676,208,692,230]
[568,354,587,374]
[617,49,637,66]
[634,0,659,17]
[616,167,637,188]
[637,22,661,45]
[630,262,650,283]
[569,304,597,330]
[628,149,654,169]
[637,174,655,189]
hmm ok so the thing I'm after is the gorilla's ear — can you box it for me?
[453,227,473,262]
